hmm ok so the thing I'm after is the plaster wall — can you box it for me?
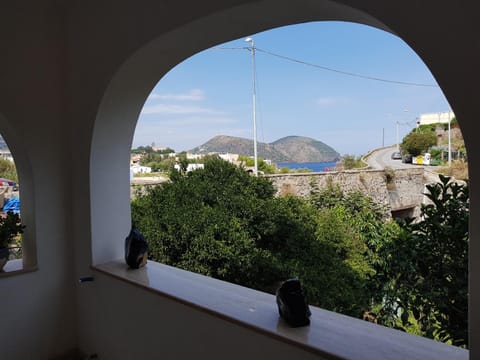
[0,2,77,358]
[78,272,325,360]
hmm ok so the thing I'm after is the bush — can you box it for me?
[401,131,437,156]
[338,154,364,170]
[376,175,469,347]
[132,157,284,289]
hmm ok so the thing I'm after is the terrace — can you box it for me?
[0,1,477,359]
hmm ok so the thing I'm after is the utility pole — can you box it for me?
[396,121,399,151]
[396,110,409,151]
[245,37,258,176]
[448,110,452,166]
[382,128,385,147]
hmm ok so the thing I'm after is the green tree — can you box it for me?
[131,158,395,318]
[376,175,468,347]
[238,155,276,174]
[339,154,364,170]
[155,147,175,154]
[0,158,18,183]
[401,131,437,156]
[139,152,163,165]
[132,157,283,289]
[308,184,400,316]
[177,152,189,173]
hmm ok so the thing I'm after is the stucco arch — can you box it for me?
[90,0,464,264]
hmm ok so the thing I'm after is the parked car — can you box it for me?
[391,151,402,160]
[402,154,413,163]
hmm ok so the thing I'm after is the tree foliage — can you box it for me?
[308,184,400,315]
[132,159,397,317]
[0,158,18,183]
[375,175,469,347]
[132,157,283,289]
[132,145,175,154]
[401,131,437,156]
[237,155,276,174]
[338,154,364,170]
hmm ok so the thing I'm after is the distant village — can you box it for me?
[130,143,272,177]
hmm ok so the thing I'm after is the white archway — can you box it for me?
[90,0,398,263]
[87,0,475,354]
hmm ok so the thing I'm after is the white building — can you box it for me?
[219,153,239,163]
[174,163,204,172]
[0,149,14,162]
[186,152,204,160]
[130,164,152,174]
[418,111,455,126]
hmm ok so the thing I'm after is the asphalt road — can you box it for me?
[364,145,423,170]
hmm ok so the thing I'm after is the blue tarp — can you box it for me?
[3,197,20,214]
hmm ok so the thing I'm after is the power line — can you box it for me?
[214,46,439,88]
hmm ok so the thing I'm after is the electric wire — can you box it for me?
[214,46,439,88]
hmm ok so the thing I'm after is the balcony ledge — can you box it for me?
[0,259,37,278]
[93,259,468,360]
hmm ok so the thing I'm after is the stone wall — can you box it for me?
[130,168,432,220]
[265,168,427,219]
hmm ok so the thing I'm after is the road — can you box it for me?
[364,145,421,170]
[364,146,445,188]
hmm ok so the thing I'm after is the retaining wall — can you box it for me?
[265,168,428,218]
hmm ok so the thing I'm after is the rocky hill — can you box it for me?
[189,135,340,163]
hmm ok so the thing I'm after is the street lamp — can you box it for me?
[245,37,258,176]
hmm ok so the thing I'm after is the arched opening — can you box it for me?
[0,113,36,272]
[90,0,469,352]
[128,20,466,346]
[91,0,398,264]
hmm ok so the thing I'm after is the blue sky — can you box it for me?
[133,21,451,157]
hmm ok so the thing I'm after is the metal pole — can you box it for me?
[448,110,451,166]
[246,37,258,176]
[396,121,399,151]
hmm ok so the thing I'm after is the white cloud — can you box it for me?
[141,104,223,115]
[148,89,205,101]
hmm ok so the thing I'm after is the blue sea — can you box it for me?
[276,161,338,172]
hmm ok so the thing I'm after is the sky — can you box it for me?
[133,21,451,157]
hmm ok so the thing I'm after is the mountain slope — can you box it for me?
[190,135,340,163]
[272,136,340,163]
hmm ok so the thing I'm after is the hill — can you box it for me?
[189,135,340,163]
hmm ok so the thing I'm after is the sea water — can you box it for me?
[276,161,338,172]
